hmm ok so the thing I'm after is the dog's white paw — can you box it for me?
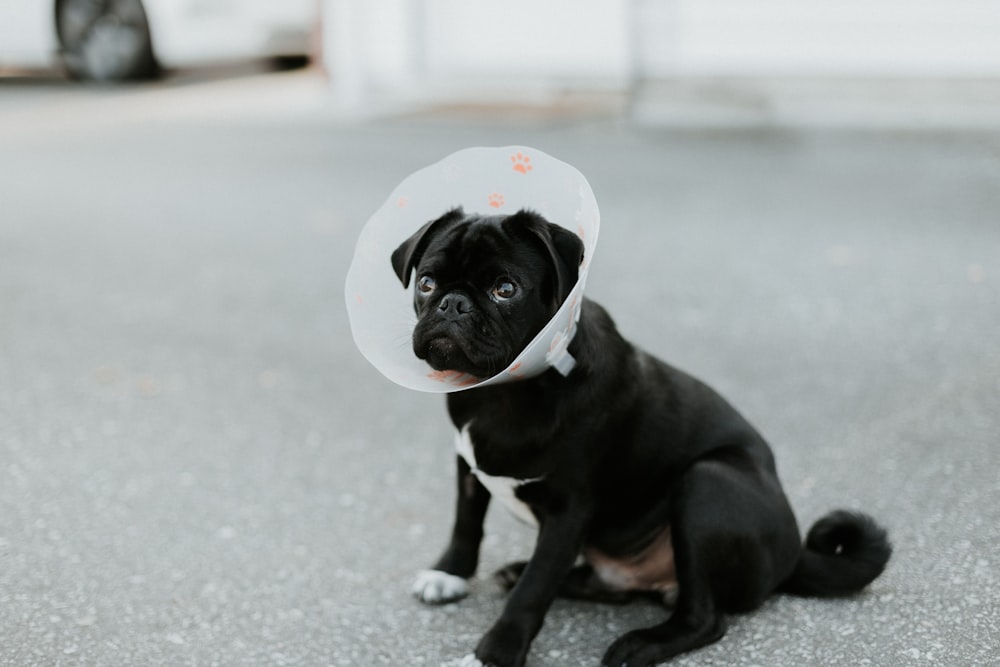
[412,569,469,604]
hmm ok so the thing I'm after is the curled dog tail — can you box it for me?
[780,510,892,597]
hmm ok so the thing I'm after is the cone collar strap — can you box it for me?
[346,146,600,393]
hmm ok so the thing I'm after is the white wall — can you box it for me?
[422,0,629,78]
[322,0,1000,106]
[0,2,57,66]
[323,0,631,103]
[639,0,1000,76]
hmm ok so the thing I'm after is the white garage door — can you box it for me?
[637,0,1000,76]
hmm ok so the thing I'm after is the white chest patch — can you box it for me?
[455,427,541,527]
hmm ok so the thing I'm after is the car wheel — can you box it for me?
[271,55,311,72]
[57,0,159,82]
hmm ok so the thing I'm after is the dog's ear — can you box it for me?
[391,207,465,288]
[505,209,585,306]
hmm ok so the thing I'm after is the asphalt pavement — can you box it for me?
[1,70,998,666]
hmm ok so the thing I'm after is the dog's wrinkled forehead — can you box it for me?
[420,215,548,286]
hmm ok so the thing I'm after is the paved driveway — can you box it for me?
[1,71,998,666]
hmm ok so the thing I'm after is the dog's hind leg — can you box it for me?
[601,526,727,666]
[602,451,799,666]
[602,601,726,667]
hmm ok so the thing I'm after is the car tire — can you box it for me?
[271,55,311,72]
[57,0,159,82]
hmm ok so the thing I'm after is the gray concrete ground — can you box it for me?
[1,70,999,666]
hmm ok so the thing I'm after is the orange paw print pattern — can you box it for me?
[488,192,505,208]
[511,152,533,174]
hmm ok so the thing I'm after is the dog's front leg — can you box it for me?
[413,455,490,604]
[474,501,589,667]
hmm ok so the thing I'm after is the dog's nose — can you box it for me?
[437,293,473,320]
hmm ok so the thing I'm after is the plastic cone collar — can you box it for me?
[345,146,600,393]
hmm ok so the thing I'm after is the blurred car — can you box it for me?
[0,0,317,82]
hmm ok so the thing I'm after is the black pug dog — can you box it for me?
[391,207,891,667]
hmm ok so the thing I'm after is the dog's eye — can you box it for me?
[492,280,517,300]
[417,276,436,294]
